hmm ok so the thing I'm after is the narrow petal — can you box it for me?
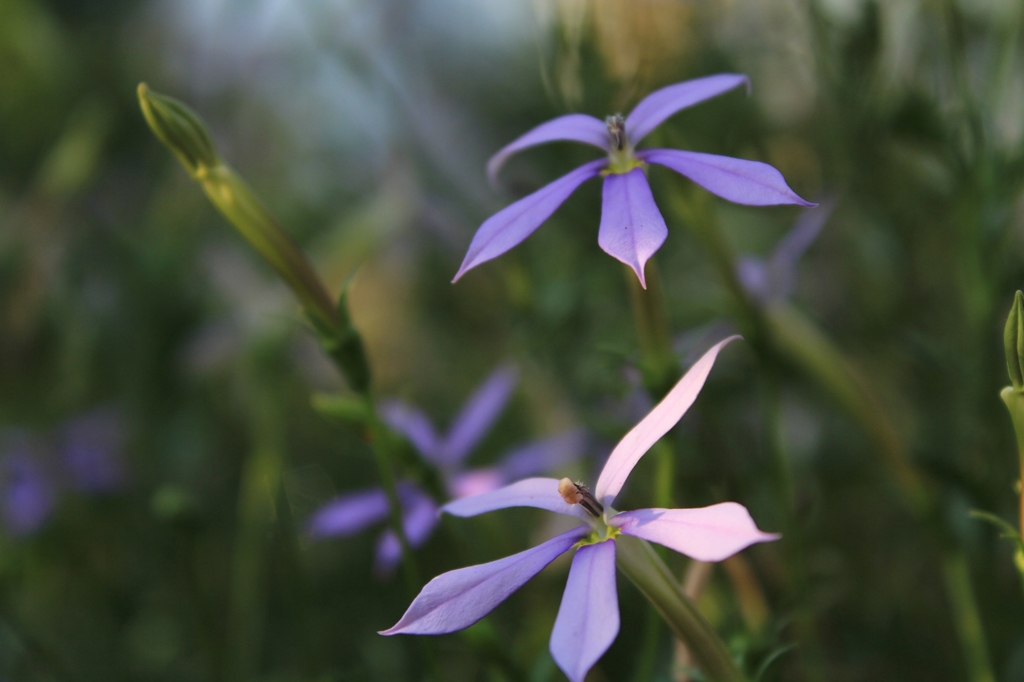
[641,149,815,207]
[550,541,619,682]
[442,477,591,522]
[611,503,779,562]
[441,365,518,466]
[305,488,390,538]
[375,493,442,574]
[595,337,740,506]
[453,159,607,282]
[770,196,835,270]
[379,400,443,464]
[380,526,587,635]
[625,74,750,145]
[598,168,668,288]
[487,113,609,186]
[496,428,587,481]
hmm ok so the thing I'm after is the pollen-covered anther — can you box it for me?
[605,113,626,151]
[557,477,604,518]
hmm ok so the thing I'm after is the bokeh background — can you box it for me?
[3,0,1024,680]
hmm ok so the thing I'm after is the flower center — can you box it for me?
[603,114,643,176]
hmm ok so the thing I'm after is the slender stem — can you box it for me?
[625,262,680,398]
[366,405,420,595]
[941,550,995,682]
[226,384,283,681]
[1001,388,1024,536]
[617,534,746,682]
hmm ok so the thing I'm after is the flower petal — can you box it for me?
[486,114,609,186]
[594,336,740,506]
[610,503,779,562]
[550,541,619,682]
[441,365,518,466]
[496,428,587,481]
[598,168,668,288]
[625,74,750,145]
[442,477,591,522]
[641,149,815,206]
[379,400,443,464]
[305,487,390,538]
[375,491,441,574]
[380,526,587,635]
[453,159,607,282]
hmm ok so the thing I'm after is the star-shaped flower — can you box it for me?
[380,337,778,681]
[454,74,815,288]
[306,365,584,573]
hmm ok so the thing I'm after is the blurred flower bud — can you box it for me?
[137,83,219,178]
[1005,291,1024,392]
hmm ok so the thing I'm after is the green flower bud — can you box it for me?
[1005,291,1024,392]
[137,83,219,178]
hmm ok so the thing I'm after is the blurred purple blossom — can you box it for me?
[456,74,815,288]
[60,409,126,493]
[0,434,55,537]
[735,198,835,305]
[380,338,778,681]
[0,408,127,537]
[306,365,585,574]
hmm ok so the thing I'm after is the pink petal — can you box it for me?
[379,526,587,635]
[486,114,609,186]
[453,160,607,283]
[598,168,668,288]
[594,337,740,506]
[641,149,815,206]
[550,541,619,682]
[625,74,750,145]
[610,503,779,562]
[442,364,518,466]
[442,477,591,522]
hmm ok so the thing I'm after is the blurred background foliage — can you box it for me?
[3,0,1024,680]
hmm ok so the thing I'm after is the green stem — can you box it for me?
[226,386,283,681]
[366,405,420,596]
[625,262,679,398]
[616,534,746,682]
[1001,387,1024,536]
[941,551,995,682]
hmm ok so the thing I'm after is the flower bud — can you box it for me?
[137,83,219,178]
[1005,291,1024,392]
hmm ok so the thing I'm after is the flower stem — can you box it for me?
[616,534,746,682]
[1001,387,1024,538]
[625,262,679,399]
[366,405,420,595]
[942,550,995,682]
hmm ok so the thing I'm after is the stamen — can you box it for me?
[606,114,626,151]
[557,477,604,518]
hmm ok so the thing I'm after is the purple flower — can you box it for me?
[380,337,778,682]
[0,433,55,537]
[736,198,834,305]
[454,74,815,288]
[306,365,585,573]
[59,408,126,493]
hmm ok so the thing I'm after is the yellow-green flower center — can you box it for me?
[602,113,644,176]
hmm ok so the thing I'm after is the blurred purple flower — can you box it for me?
[455,74,815,288]
[736,198,835,305]
[381,337,778,682]
[60,408,126,493]
[306,365,585,574]
[0,433,55,537]
[0,408,127,537]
